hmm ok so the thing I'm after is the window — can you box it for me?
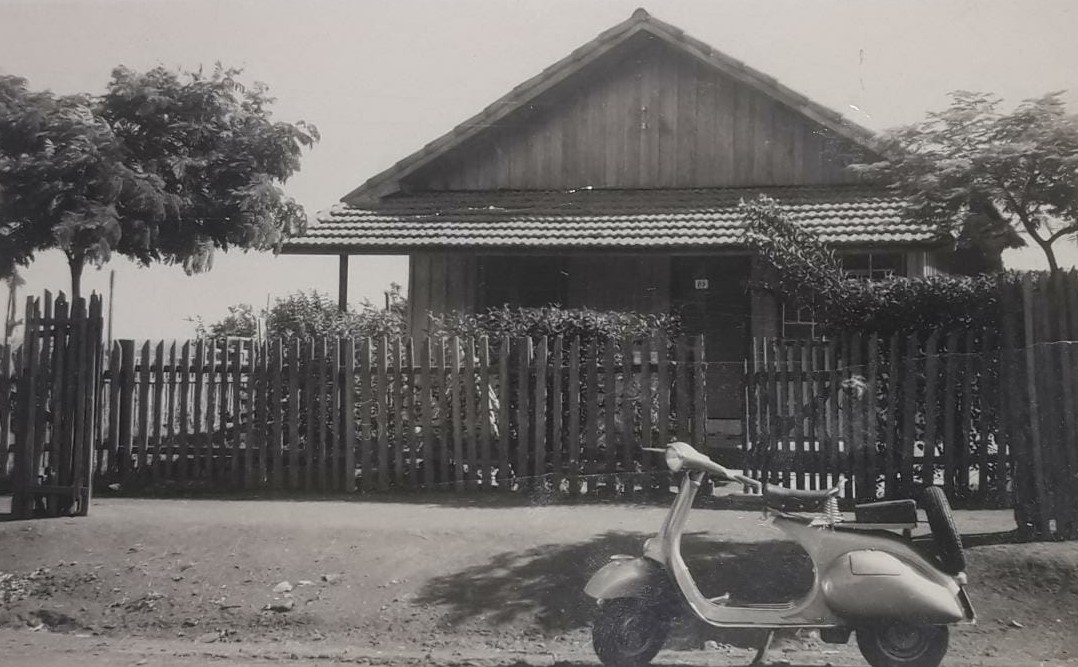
[780,252,906,339]
[782,302,820,339]
[840,252,906,280]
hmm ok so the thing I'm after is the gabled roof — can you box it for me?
[342,8,882,204]
[284,186,939,254]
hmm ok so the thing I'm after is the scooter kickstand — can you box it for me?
[750,630,774,665]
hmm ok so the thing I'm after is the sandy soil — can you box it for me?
[1,494,1076,666]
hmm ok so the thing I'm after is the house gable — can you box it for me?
[344,9,881,203]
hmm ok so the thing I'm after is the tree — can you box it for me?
[852,91,1078,272]
[0,66,318,298]
[0,76,136,296]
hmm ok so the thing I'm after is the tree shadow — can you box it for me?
[414,530,813,649]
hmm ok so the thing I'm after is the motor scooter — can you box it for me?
[584,441,974,667]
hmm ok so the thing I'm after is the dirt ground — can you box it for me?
[1,493,1077,667]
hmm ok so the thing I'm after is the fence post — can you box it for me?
[1022,274,1051,536]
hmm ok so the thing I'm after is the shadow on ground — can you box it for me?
[415,530,813,649]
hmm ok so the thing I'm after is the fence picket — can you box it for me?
[656,335,670,455]
[137,341,151,476]
[479,338,492,491]
[639,337,653,495]
[976,330,993,504]
[451,337,464,491]
[358,338,373,492]
[825,339,839,488]
[437,338,451,488]
[465,337,479,490]
[193,339,206,480]
[343,338,356,493]
[497,336,511,490]
[331,338,344,491]
[864,334,879,500]
[901,334,917,497]
[568,337,581,495]
[621,339,637,495]
[420,338,434,490]
[584,339,599,492]
[270,340,284,490]
[790,340,804,490]
[847,334,862,499]
[603,340,617,495]
[393,337,405,489]
[287,340,301,490]
[404,339,417,489]
[516,338,530,491]
[206,340,219,483]
[376,337,389,492]
[551,336,563,492]
[674,339,689,444]
[43,297,64,487]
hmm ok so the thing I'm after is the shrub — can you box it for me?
[194,287,407,340]
[428,305,681,345]
[740,196,1013,335]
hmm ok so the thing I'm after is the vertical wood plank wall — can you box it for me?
[406,40,867,191]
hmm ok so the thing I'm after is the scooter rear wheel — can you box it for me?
[856,623,948,667]
[592,598,670,667]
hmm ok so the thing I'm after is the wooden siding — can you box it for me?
[411,252,673,334]
[409,252,478,336]
[405,36,869,192]
[564,256,670,313]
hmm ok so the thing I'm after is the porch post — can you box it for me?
[338,254,349,312]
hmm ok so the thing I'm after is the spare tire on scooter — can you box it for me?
[919,486,966,575]
[592,598,670,667]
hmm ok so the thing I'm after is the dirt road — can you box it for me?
[2,495,1076,666]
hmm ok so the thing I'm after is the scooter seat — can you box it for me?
[764,485,835,512]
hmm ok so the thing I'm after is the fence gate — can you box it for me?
[9,292,104,519]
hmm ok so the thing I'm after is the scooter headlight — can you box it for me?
[665,447,685,472]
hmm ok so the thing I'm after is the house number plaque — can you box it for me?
[694,279,709,290]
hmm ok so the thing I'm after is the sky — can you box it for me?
[1,0,1077,339]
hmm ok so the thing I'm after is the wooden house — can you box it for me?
[283,9,953,442]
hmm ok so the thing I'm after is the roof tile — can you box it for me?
[284,186,936,252]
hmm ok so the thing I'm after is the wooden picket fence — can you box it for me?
[746,272,1078,539]
[97,335,707,497]
[745,332,1009,507]
[2,293,104,518]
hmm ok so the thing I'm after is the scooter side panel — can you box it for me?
[584,557,670,601]
[821,550,965,624]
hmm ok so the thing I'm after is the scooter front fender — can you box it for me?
[585,557,670,602]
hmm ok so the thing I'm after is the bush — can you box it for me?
[429,305,681,345]
[740,196,1013,335]
[194,287,407,340]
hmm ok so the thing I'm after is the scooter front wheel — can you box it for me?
[592,598,670,667]
[856,622,948,667]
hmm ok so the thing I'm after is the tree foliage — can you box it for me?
[0,66,318,297]
[851,91,1078,272]
[741,196,1010,335]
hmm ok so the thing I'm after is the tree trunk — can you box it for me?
[67,254,84,302]
[1036,241,1060,273]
